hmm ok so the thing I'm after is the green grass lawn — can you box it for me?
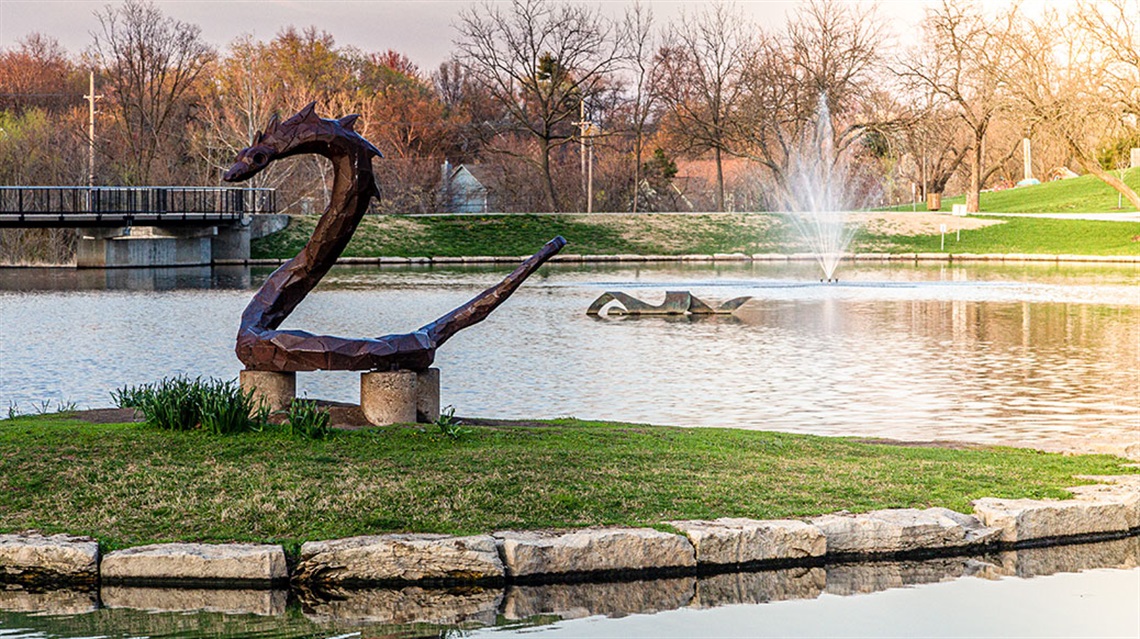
[251,213,794,259]
[253,212,1140,259]
[1,414,1133,554]
[887,168,1140,214]
[859,217,1140,255]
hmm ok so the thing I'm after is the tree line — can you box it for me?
[1,0,1137,215]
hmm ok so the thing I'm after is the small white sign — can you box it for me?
[940,223,948,234]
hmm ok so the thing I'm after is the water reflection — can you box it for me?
[0,536,1136,638]
[0,262,1136,457]
[0,265,250,291]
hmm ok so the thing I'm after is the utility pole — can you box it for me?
[84,71,102,188]
[587,128,594,214]
[574,99,595,213]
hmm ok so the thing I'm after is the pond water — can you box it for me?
[1,536,1137,638]
[1,261,1137,455]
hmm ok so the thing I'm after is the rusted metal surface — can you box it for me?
[586,291,751,316]
[223,103,564,372]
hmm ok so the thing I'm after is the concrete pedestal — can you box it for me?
[239,370,296,412]
[416,368,441,423]
[360,368,441,426]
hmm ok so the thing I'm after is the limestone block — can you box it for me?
[493,528,696,578]
[239,370,295,412]
[300,585,503,625]
[502,577,695,620]
[972,497,1135,543]
[695,567,825,608]
[0,533,100,584]
[360,370,417,425]
[294,534,504,584]
[668,518,825,566]
[100,543,287,584]
[100,586,287,616]
[811,508,1000,555]
[1069,476,1140,529]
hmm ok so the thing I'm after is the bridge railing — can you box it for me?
[0,186,276,226]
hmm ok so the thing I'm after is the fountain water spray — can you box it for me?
[784,95,860,282]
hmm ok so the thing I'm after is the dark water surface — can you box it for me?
[1,536,1137,638]
[1,261,1136,455]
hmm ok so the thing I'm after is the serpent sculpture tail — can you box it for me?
[223,103,565,372]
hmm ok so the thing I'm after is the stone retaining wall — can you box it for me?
[2,475,1138,587]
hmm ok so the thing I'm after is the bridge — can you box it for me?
[0,186,279,267]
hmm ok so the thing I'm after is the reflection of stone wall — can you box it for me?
[100,586,287,616]
[695,567,825,608]
[300,585,502,626]
[0,585,97,615]
[990,536,1140,579]
[502,578,696,620]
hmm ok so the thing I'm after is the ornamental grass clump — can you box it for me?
[120,376,205,431]
[282,399,331,440]
[114,376,268,434]
[198,379,268,436]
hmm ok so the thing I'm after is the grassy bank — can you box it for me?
[888,169,1140,214]
[860,216,1140,255]
[1,413,1133,553]
[251,212,1140,260]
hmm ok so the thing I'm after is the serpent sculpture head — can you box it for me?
[223,101,381,184]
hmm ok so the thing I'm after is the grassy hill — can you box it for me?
[890,168,1140,213]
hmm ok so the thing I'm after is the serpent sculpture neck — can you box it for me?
[223,103,565,372]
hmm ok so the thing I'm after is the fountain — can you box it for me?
[783,94,862,282]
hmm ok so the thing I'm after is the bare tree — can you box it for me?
[89,0,214,184]
[622,1,659,212]
[655,2,754,212]
[1075,0,1140,119]
[455,0,625,211]
[897,0,1020,213]
[732,0,888,210]
[1004,4,1140,209]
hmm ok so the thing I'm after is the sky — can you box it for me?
[0,0,935,71]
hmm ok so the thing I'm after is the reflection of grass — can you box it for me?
[253,211,1140,259]
[1,414,1133,552]
[860,216,1140,255]
[883,168,1140,214]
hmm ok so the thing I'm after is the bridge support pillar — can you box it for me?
[76,225,250,268]
[212,222,251,262]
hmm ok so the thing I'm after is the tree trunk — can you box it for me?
[714,146,725,212]
[967,136,983,213]
[540,139,558,212]
[927,192,942,211]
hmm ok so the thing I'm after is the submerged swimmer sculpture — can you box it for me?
[223,103,564,372]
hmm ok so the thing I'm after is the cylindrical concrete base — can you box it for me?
[239,370,296,412]
[416,368,441,423]
[361,370,418,426]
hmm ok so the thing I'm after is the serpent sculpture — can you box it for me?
[223,102,565,372]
